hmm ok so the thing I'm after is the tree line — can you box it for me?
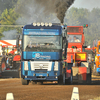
[65,7,100,46]
[0,0,100,46]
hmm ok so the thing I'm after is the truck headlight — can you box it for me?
[24,61,28,70]
[54,62,58,71]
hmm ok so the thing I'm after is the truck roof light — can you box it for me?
[49,23,52,27]
[41,22,44,26]
[37,22,40,26]
[45,23,48,26]
[33,22,36,26]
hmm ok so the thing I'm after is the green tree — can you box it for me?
[65,7,100,47]
[65,7,90,26]
[0,8,20,39]
[0,0,18,14]
[65,7,80,25]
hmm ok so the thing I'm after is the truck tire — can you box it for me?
[65,71,73,85]
[31,81,37,85]
[86,73,91,84]
[58,75,63,85]
[63,73,66,85]
[70,71,73,84]
[87,68,91,84]
[21,78,29,85]
[68,74,73,85]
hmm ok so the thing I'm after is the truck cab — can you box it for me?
[21,23,67,85]
[66,26,85,63]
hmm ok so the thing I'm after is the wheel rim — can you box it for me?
[1,62,6,71]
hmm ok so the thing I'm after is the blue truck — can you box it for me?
[21,23,67,85]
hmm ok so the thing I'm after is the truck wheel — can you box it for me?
[87,74,91,84]
[58,75,63,85]
[70,70,73,84]
[37,82,43,85]
[68,74,73,85]
[87,68,91,84]
[21,78,29,85]
[31,81,37,85]
[63,73,66,85]
[66,71,73,85]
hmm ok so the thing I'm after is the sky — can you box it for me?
[70,0,100,11]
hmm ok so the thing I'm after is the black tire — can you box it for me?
[37,82,43,85]
[63,73,66,85]
[31,81,37,85]
[21,78,29,85]
[86,74,91,84]
[66,76,73,85]
[65,70,73,85]
[58,75,63,85]
[87,68,91,84]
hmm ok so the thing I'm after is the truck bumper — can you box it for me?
[21,75,59,81]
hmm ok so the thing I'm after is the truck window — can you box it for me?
[67,35,82,43]
[23,35,62,51]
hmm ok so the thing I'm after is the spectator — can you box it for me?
[74,36,80,42]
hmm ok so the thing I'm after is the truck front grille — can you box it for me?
[30,61,52,71]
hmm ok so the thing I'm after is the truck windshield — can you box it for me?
[67,35,82,43]
[23,35,62,51]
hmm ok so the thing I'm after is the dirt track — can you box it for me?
[0,76,100,100]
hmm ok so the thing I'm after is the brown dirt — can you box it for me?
[0,76,100,100]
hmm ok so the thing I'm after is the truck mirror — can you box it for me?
[16,35,20,48]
